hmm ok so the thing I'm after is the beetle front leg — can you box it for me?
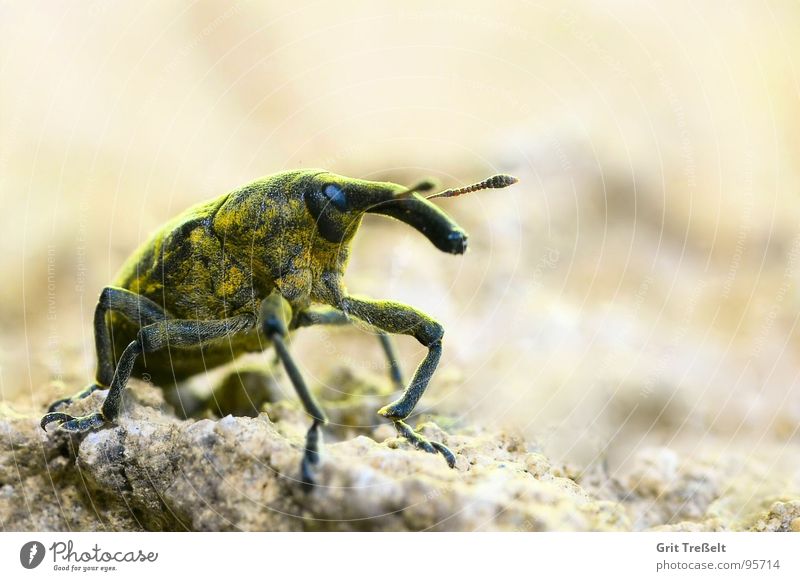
[295,305,405,389]
[339,295,456,468]
[40,314,255,433]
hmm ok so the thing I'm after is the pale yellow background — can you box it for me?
[2,1,799,486]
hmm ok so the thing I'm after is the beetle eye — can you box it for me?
[322,183,348,211]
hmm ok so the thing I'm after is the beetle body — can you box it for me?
[41,168,517,488]
[109,171,348,384]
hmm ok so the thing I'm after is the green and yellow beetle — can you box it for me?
[41,169,518,488]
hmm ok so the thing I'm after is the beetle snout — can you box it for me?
[366,192,469,255]
[446,230,468,254]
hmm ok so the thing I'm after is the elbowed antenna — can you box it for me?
[393,174,519,200]
[425,174,519,200]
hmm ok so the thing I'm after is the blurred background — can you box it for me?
[2,0,800,490]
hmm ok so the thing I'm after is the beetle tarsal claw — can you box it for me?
[394,420,456,468]
[40,411,106,433]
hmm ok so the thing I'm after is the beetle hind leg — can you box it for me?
[41,314,256,434]
[46,383,104,413]
[40,339,144,433]
[39,411,106,432]
[45,286,168,414]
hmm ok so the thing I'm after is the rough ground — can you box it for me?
[1,369,798,532]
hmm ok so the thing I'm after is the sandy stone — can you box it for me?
[1,375,797,532]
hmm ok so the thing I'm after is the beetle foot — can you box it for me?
[299,420,323,492]
[300,455,320,492]
[47,383,104,413]
[40,411,107,433]
[394,419,456,468]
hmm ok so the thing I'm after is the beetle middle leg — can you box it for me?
[295,306,405,389]
[260,292,328,490]
[261,293,327,490]
[339,295,456,468]
[40,313,256,432]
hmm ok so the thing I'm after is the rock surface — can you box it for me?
[1,369,798,531]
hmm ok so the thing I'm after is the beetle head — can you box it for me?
[302,171,516,254]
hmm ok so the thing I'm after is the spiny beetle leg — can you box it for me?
[40,411,106,433]
[47,383,104,413]
[394,419,456,468]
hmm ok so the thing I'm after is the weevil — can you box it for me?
[40,169,518,487]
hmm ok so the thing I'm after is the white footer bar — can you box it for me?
[2,532,797,580]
